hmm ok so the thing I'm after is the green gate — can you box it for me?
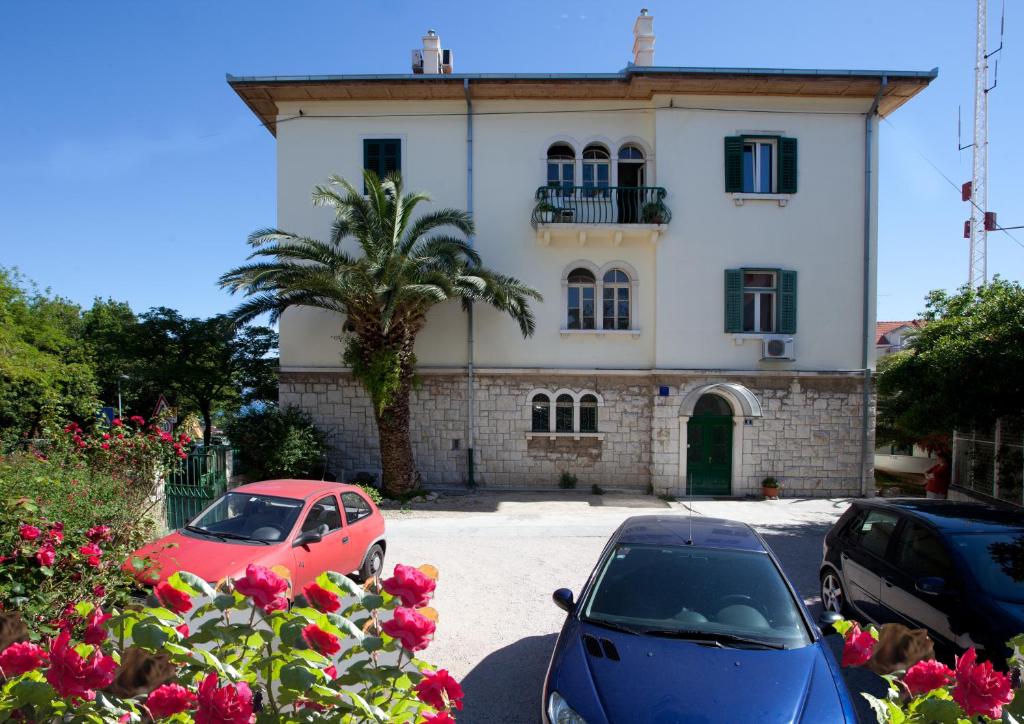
[164,446,235,530]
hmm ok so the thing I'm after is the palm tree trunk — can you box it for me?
[375,381,417,497]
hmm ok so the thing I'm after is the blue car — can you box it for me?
[542,515,856,723]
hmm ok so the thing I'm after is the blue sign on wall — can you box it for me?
[99,406,115,424]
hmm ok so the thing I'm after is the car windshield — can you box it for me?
[580,543,811,648]
[950,532,1024,603]
[189,492,304,543]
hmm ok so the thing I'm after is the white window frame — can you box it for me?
[524,388,605,439]
[581,145,611,197]
[602,269,631,331]
[566,269,597,330]
[560,261,641,336]
[742,138,777,194]
[742,271,777,333]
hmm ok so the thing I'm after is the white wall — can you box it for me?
[274,95,876,373]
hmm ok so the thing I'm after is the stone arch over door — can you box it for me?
[677,383,763,496]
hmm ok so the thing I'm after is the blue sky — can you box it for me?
[1,0,1021,322]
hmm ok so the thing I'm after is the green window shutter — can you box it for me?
[724,269,743,332]
[724,137,744,193]
[363,139,380,175]
[778,269,797,334]
[777,137,798,194]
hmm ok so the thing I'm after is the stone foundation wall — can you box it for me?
[279,370,872,496]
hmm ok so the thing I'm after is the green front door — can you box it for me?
[686,414,733,496]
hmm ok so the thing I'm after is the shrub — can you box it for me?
[0,563,459,723]
[558,472,577,489]
[833,617,1023,722]
[761,476,779,488]
[356,483,383,506]
[226,405,328,480]
[591,484,605,496]
[0,416,181,636]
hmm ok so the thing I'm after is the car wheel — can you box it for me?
[820,570,847,615]
[358,544,385,582]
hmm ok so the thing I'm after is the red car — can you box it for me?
[132,480,386,596]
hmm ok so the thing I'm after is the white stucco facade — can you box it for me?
[231,32,934,496]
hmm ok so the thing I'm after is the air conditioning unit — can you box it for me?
[411,49,424,74]
[441,48,454,74]
[761,335,795,360]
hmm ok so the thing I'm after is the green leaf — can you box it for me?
[213,593,238,611]
[862,693,891,724]
[279,662,319,692]
[173,571,215,597]
[325,572,364,600]
[916,697,965,724]
[361,594,384,610]
[326,613,364,641]
[831,619,854,636]
[362,636,384,652]
[9,678,54,707]
[132,622,169,649]
[75,601,95,618]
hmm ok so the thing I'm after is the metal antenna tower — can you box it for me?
[967,0,1005,288]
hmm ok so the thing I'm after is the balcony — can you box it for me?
[531,186,670,246]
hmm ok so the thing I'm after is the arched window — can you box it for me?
[580,394,599,433]
[555,394,574,433]
[547,143,575,195]
[531,393,551,432]
[602,269,630,330]
[582,144,610,197]
[567,268,596,330]
[694,394,732,417]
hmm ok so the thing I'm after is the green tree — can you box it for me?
[0,268,97,443]
[132,309,278,444]
[878,278,1024,444]
[81,298,140,410]
[220,172,541,496]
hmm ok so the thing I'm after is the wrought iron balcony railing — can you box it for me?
[531,185,671,227]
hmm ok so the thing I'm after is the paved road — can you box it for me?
[383,493,850,723]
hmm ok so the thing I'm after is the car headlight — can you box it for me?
[548,690,588,724]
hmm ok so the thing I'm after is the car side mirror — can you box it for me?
[293,529,323,547]
[915,576,946,596]
[552,588,575,613]
[817,610,843,634]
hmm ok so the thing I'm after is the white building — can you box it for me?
[229,11,935,497]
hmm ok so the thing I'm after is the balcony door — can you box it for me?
[617,145,645,223]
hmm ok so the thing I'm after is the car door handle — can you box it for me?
[342,536,349,544]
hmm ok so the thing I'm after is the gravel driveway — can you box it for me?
[382,492,851,723]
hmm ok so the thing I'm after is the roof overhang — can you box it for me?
[679,382,764,418]
[227,65,937,135]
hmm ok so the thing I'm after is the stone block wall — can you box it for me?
[280,370,871,496]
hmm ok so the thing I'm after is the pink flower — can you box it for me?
[48,528,64,545]
[302,582,340,613]
[903,659,954,696]
[83,610,112,646]
[155,581,193,614]
[64,422,80,433]
[35,543,56,567]
[415,669,464,711]
[195,673,254,724]
[841,623,876,667]
[420,713,456,724]
[130,415,146,425]
[18,524,41,541]
[146,683,198,719]
[79,542,103,567]
[952,647,1014,719]
[86,525,112,543]
[381,607,436,652]
[382,564,436,608]
[92,584,106,599]
[111,418,123,427]
[101,433,111,441]
[176,623,190,638]
[234,564,288,612]
[0,641,48,676]
[100,442,110,450]
[324,665,337,680]
[45,630,117,701]
[301,624,341,656]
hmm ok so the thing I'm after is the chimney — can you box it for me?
[422,30,442,74]
[632,8,655,66]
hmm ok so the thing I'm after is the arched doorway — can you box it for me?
[686,394,733,495]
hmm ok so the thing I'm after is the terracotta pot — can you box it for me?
[762,486,780,499]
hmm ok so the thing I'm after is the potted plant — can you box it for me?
[641,200,669,224]
[762,476,780,499]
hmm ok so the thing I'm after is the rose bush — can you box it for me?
[0,562,460,722]
[0,416,182,636]
[833,618,1023,723]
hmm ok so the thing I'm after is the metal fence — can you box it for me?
[164,446,236,530]
[531,186,671,226]
[952,420,1024,507]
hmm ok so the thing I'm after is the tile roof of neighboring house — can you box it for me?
[876,320,923,345]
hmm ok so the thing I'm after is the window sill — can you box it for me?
[526,432,604,441]
[560,329,641,338]
[731,193,792,207]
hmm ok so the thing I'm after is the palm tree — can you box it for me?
[220,172,542,496]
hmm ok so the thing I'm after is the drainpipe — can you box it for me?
[860,76,887,496]
[464,78,476,487]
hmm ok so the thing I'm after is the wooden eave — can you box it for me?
[228,69,936,136]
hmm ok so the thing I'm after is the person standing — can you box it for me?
[925,453,951,499]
